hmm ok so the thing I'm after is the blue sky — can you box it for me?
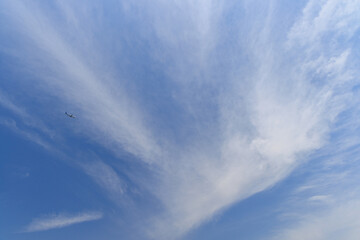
[1,0,360,239]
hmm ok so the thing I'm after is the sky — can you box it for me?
[1,0,360,239]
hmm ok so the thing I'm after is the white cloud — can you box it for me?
[272,116,360,239]
[80,160,125,200]
[23,211,103,232]
[142,0,360,237]
[1,0,360,239]
[0,118,53,151]
[3,0,161,163]
[275,200,360,240]
[0,90,55,138]
[287,0,360,48]
[308,195,332,202]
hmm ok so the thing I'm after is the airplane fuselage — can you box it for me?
[65,112,76,118]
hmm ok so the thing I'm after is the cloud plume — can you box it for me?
[23,212,103,232]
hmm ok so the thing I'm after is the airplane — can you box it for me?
[65,112,76,118]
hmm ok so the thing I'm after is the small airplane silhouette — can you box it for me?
[65,112,76,118]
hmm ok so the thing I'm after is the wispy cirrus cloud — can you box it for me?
[23,212,103,232]
[274,198,360,240]
[144,0,360,237]
[0,118,53,151]
[80,159,126,201]
[1,0,360,239]
[267,0,360,238]
[273,128,360,240]
[2,0,161,162]
[0,90,55,139]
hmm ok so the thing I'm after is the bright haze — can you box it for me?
[1,0,360,239]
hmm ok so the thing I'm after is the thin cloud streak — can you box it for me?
[3,0,161,162]
[23,212,103,232]
[80,160,126,200]
[274,201,360,240]
[0,90,55,138]
[0,118,53,151]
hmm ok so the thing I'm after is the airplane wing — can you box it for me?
[65,112,76,118]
